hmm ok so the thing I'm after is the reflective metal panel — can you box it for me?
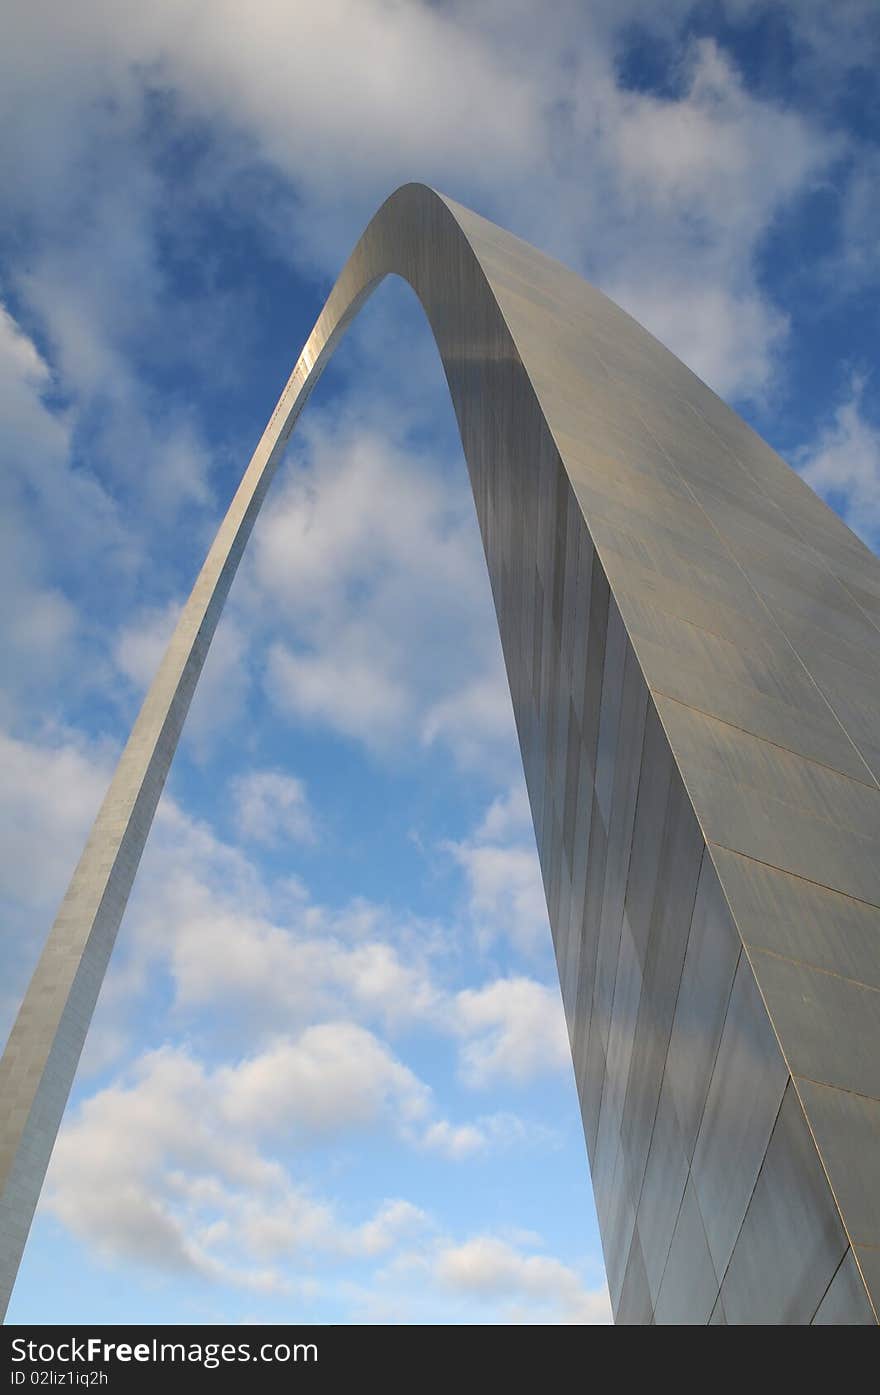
[601,1139,638,1311]
[812,1251,877,1326]
[590,644,648,1069]
[654,1179,719,1326]
[709,1295,726,1324]
[616,1231,653,1327]
[664,857,741,1160]
[691,954,789,1278]
[636,1072,689,1305]
[594,603,627,828]
[796,1080,880,1247]
[593,915,643,1226]
[621,774,703,1201]
[719,1084,848,1325]
[854,1249,880,1319]
[655,696,880,835]
[636,643,872,784]
[711,847,880,990]
[575,797,609,1164]
[749,950,880,1100]
[621,706,674,968]
[699,776,880,907]
[602,551,779,652]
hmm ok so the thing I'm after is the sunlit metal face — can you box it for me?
[1,183,878,1323]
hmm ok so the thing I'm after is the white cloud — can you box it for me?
[218,1023,430,1139]
[128,852,441,1035]
[232,768,316,846]
[475,783,535,844]
[446,841,549,957]
[442,781,549,957]
[0,729,110,909]
[109,774,569,1098]
[420,1120,488,1162]
[238,1194,429,1265]
[251,413,517,771]
[609,38,821,228]
[17,234,215,520]
[45,1039,588,1317]
[0,727,114,1044]
[797,374,880,545]
[454,979,571,1088]
[118,777,571,1100]
[421,671,516,772]
[608,276,789,404]
[0,305,66,440]
[593,37,827,399]
[419,1112,550,1162]
[44,1042,429,1288]
[251,417,477,611]
[267,637,411,746]
[0,603,580,1313]
[0,0,538,267]
[435,1235,611,1324]
[346,1200,429,1258]
[46,1046,271,1279]
[0,308,103,714]
[1,719,574,1152]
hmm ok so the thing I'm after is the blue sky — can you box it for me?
[1,0,878,1325]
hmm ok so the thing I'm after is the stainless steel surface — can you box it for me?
[709,1295,727,1324]
[712,847,880,989]
[621,772,704,1205]
[1,182,878,1322]
[616,1231,652,1326]
[653,1179,718,1326]
[749,950,880,1100]
[690,953,790,1280]
[812,1251,877,1326]
[663,857,741,1161]
[796,1080,880,1248]
[718,1083,848,1324]
[854,1248,880,1310]
[636,1071,689,1305]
